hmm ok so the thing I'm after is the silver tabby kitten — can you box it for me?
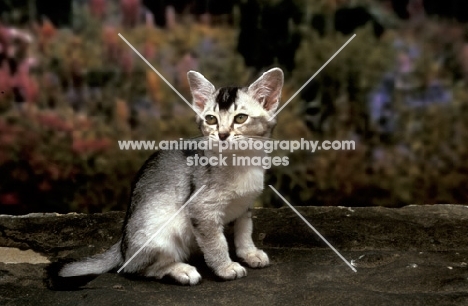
[58,67,284,285]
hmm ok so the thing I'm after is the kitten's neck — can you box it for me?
[204,150,267,167]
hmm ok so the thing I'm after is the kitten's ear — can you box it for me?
[248,68,284,114]
[187,71,215,113]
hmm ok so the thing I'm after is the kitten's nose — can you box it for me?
[218,133,230,140]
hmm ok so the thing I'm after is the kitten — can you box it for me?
[52,67,284,286]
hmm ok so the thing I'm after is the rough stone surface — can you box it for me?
[0,247,50,264]
[1,205,468,305]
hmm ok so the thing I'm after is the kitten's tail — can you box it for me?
[59,241,123,277]
[46,241,123,290]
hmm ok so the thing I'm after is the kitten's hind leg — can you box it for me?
[144,253,202,286]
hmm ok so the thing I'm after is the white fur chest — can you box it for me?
[231,166,264,196]
[221,166,264,223]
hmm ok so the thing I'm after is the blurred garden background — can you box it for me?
[1,0,468,214]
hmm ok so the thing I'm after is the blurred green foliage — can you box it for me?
[1,6,468,214]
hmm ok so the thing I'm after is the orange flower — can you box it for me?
[146,70,161,102]
[115,98,130,124]
[0,134,15,146]
[42,20,55,38]
[39,19,56,53]
[47,164,61,180]
[38,180,52,191]
[102,26,118,50]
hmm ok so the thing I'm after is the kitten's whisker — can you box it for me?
[232,135,244,141]
[242,136,276,143]
[187,136,210,142]
[181,136,211,145]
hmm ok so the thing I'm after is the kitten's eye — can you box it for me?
[205,115,218,125]
[234,114,248,124]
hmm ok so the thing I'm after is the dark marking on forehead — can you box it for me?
[216,87,239,110]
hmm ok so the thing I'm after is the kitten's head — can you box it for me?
[187,68,283,140]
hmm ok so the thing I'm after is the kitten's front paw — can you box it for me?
[171,264,202,286]
[239,249,269,268]
[215,262,247,280]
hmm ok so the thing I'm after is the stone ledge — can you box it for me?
[1,205,467,261]
[1,205,468,305]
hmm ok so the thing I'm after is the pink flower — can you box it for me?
[0,63,12,94]
[9,60,39,103]
[102,26,121,62]
[177,53,198,90]
[37,113,73,132]
[121,0,141,28]
[72,137,112,155]
[89,0,107,19]
[143,41,157,60]
[166,6,177,29]
[120,50,134,75]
